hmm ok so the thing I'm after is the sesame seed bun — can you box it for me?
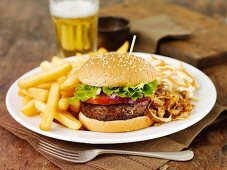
[78,52,156,87]
[79,112,153,133]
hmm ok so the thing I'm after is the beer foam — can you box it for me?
[50,0,99,18]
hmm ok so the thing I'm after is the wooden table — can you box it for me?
[0,0,226,169]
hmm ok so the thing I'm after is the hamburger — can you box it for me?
[69,52,158,132]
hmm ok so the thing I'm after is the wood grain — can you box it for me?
[169,0,227,23]
[0,0,226,169]
[101,0,227,68]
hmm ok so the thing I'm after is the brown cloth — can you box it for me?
[131,15,191,53]
[0,103,226,170]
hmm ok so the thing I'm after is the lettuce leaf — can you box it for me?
[68,80,158,103]
[68,84,101,104]
[103,80,158,100]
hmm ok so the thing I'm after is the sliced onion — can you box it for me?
[109,95,149,104]
[148,107,172,123]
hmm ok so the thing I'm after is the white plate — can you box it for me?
[6,52,217,144]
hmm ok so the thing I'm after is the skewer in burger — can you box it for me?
[69,53,158,132]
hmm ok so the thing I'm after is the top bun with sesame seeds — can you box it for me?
[78,52,157,87]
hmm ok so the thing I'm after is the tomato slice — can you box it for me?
[85,95,122,105]
[85,94,149,105]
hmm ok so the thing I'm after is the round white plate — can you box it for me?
[6,52,217,144]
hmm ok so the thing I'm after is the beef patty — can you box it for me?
[81,100,150,121]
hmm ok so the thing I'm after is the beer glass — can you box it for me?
[49,0,99,57]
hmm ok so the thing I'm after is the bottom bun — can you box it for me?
[79,112,153,133]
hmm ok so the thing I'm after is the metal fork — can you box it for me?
[38,140,194,163]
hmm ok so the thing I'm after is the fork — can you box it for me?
[38,140,194,163]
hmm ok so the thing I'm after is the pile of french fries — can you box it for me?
[18,42,129,131]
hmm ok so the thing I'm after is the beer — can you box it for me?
[50,0,99,57]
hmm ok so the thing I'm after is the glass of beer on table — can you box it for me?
[49,0,99,57]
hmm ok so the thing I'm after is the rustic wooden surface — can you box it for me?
[100,0,227,68]
[0,0,226,169]
[169,0,227,23]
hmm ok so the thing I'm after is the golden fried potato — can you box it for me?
[40,83,60,131]
[18,62,72,89]
[27,88,49,102]
[21,99,38,116]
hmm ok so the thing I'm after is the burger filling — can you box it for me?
[81,101,149,121]
[69,80,158,104]
[68,80,158,121]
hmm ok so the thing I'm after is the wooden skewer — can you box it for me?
[129,35,136,56]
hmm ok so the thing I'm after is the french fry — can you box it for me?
[67,67,78,77]
[60,74,80,91]
[36,83,52,89]
[23,96,32,105]
[75,52,83,56]
[60,89,75,98]
[58,98,69,111]
[40,61,52,71]
[21,99,38,116]
[40,112,44,117]
[35,100,46,112]
[52,56,65,65]
[18,62,72,89]
[57,75,67,84]
[35,100,81,130]
[71,61,85,69]
[54,111,82,130]
[88,52,95,57]
[27,88,49,102]
[71,56,89,71]
[18,89,28,97]
[97,47,108,54]
[40,83,60,131]
[69,100,81,113]
[117,41,129,53]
